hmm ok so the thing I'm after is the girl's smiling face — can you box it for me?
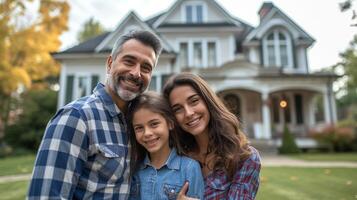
[132,107,172,156]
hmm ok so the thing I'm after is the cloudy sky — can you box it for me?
[60,0,356,72]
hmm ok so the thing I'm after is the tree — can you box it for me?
[77,17,105,43]
[339,0,357,26]
[0,0,69,145]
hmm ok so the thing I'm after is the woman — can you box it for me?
[163,72,261,200]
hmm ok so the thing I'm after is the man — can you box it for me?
[27,30,162,199]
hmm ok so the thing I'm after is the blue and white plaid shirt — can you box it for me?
[28,83,131,199]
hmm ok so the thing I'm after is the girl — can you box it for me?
[163,72,261,200]
[127,91,204,200]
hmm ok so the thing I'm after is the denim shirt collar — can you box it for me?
[141,148,180,170]
[93,83,123,117]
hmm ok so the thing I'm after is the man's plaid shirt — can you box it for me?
[27,83,131,199]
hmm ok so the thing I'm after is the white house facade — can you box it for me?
[53,0,338,145]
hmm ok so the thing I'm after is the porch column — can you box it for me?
[323,91,332,124]
[261,92,272,139]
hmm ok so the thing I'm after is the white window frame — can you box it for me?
[176,38,218,68]
[262,29,293,69]
[181,1,207,23]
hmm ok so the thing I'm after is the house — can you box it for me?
[53,0,338,147]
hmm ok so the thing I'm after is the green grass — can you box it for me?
[1,154,357,199]
[289,152,357,162]
[0,181,29,200]
[0,154,35,176]
[257,167,357,200]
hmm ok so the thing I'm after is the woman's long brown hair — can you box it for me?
[163,72,251,178]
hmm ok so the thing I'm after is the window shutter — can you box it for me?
[65,75,74,104]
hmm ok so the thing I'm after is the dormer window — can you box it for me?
[263,29,293,68]
[183,2,205,23]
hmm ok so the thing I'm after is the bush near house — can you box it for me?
[4,88,57,152]
[279,125,301,154]
[309,123,356,152]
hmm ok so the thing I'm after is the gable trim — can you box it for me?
[153,0,243,28]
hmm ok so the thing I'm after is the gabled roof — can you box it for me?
[59,32,110,54]
[56,11,174,56]
[244,2,315,45]
[152,0,249,29]
[95,11,174,53]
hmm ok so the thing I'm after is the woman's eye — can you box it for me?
[172,107,182,113]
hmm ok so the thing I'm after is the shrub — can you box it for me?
[4,88,57,151]
[279,125,301,154]
[309,124,355,152]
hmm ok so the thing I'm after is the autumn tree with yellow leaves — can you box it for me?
[0,0,69,146]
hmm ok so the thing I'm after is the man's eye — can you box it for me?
[124,60,135,65]
[141,65,152,73]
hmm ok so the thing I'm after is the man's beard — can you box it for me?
[106,73,145,101]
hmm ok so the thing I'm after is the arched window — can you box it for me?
[263,29,293,68]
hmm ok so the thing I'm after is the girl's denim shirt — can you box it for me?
[129,148,204,200]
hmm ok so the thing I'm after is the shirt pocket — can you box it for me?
[163,183,181,200]
[93,144,127,183]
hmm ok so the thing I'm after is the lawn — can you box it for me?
[257,167,357,200]
[0,181,29,200]
[0,154,36,176]
[289,152,357,162]
[1,154,357,199]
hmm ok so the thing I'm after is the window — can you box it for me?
[178,40,217,68]
[272,97,280,123]
[185,4,203,23]
[161,74,171,89]
[207,42,217,66]
[193,42,202,67]
[179,42,188,67]
[65,75,74,104]
[223,94,242,121]
[149,76,157,91]
[64,74,99,104]
[314,94,325,123]
[263,29,292,68]
[294,94,304,124]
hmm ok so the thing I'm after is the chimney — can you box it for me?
[258,2,274,22]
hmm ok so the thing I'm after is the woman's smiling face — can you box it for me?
[169,85,210,137]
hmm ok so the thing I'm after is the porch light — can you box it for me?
[279,100,287,108]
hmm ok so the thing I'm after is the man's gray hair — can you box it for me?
[111,30,163,61]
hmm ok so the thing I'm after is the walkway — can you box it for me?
[261,154,357,168]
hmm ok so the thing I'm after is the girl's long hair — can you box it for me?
[163,72,251,178]
[126,91,182,173]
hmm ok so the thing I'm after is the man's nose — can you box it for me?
[130,65,141,78]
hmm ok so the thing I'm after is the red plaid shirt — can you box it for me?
[204,147,261,200]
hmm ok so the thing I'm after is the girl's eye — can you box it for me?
[150,121,160,128]
[134,126,143,133]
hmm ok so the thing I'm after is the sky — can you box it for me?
[60,0,356,72]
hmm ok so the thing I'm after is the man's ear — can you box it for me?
[106,56,113,74]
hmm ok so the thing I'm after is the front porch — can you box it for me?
[217,87,337,143]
